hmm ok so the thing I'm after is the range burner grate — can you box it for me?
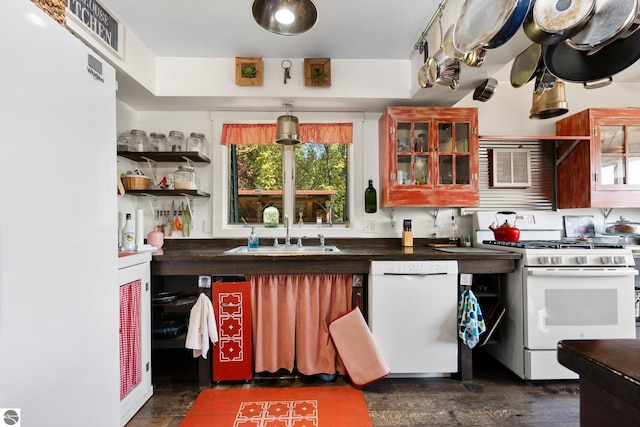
[482,240,626,249]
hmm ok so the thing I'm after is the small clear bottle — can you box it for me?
[449,215,458,246]
[174,165,197,190]
[121,213,136,252]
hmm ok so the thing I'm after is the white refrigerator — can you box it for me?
[0,1,119,426]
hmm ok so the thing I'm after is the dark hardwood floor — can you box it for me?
[126,350,580,426]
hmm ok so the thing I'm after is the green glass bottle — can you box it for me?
[365,179,377,213]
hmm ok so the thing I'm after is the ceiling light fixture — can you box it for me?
[275,103,301,145]
[252,0,318,36]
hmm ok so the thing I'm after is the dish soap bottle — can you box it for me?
[248,227,259,248]
[365,179,377,213]
[263,204,279,228]
[121,213,136,252]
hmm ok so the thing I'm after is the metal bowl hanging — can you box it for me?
[473,78,498,102]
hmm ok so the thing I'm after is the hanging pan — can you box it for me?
[453,0,520,52]
[543,25,640,87]
[418,40,436,89]
[523,0,595,45]
[473,78,498,102]
[510,43,545,88]
[485,0,533,48]
[567,0,640,54]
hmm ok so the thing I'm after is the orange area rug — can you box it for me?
[180,386,372,427]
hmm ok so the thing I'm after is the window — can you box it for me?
[222,123,352,226]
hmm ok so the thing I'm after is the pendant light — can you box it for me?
[275,103,301,145]
[252,0,318,36]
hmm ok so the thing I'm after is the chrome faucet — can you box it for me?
[284,214,291,246]
[318,233,325,247]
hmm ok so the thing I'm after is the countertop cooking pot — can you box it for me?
[489,211,521,242]
[604,216,640,235]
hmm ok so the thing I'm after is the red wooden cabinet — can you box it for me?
[378,107,479,207]
[556,108,640,208]
[212,278,252,381]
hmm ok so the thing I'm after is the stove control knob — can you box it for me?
[600,256,614,264]
[614,256,627,264]
[538,256,551,265]
[551,256,562,265]
[576,256,588,264]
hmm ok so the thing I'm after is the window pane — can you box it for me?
[629,157,640,185]
[295,143,348,224]
[230,144,283,224]
[456,155,470,184]
[600,156,625,185]
[629,126,640,153]
[600,126,624,154]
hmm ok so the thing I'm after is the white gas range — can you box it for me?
[472,211,637,380]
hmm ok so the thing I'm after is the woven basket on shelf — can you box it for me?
[121,175,151,190]
[33,0,66,24]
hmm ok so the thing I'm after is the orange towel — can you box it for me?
[329,307,389,386]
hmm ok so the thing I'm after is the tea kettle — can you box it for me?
[489,211,521,242]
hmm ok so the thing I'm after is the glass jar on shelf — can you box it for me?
[117,132,133,151]
[130,129,149,152]
[186,132,208,157]
[168,130,185,152]
[173,165,198,190]
[148,132,167,152]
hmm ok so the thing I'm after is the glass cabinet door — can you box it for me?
[438,121,470,185]
[599,125,640,186]
[396,120,429,185]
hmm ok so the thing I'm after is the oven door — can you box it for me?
[524,267,637,350]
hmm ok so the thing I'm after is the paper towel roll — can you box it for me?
[135,209,144,248]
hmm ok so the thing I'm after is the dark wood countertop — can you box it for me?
[558,339,640,424]
[151,238,520,276]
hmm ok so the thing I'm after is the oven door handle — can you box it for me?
[528,268,638,277]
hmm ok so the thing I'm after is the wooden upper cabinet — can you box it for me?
[378,106,479,207]
[556,108,640,208]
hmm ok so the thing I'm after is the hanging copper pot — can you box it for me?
[529,80,569,119]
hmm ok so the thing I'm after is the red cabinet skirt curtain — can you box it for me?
[119,279,141,400]
[249,274,352,375]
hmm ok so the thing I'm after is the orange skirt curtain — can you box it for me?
[249,274,352,375]
[221,123,353,145]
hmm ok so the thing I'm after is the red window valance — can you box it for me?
[221,122,352,145]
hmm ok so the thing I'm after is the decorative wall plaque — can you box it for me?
[235,57,263,86]
[304,58,331,87]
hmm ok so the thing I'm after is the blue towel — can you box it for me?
[458,289,486,349]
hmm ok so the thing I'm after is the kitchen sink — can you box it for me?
[224,245,341,255]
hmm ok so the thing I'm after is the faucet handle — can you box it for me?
[296,236,307,247]
[317,233,325,247]
[273,237,280,247]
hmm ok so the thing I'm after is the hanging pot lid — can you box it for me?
[529,81,569,119]
[525,0,596,45]
[543,26,640,84]
[453,0,519,52]
[510,43,544,88]
[567,0,639,52]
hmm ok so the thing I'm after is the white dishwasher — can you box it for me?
[369,260,458,377]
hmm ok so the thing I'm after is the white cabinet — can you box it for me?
[118,252,152,426]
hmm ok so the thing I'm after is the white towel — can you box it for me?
[185,293,218,359]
